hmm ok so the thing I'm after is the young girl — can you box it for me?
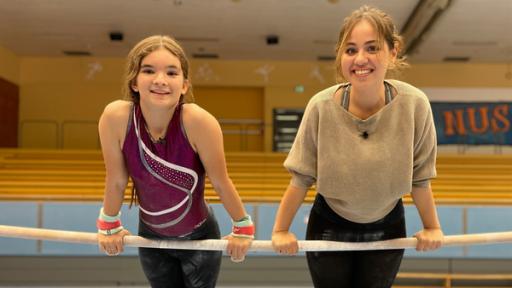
[96,35,253,288]
[272,6,443,288]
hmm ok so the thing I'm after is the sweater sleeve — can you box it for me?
[412,97,437,187]
[283,98,319,189]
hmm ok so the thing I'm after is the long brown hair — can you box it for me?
[123,35,195,206]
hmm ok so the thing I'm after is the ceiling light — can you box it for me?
[109,32,124,42]
[266,35,279,45]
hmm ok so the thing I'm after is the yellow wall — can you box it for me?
[0,45,20,85]
[194,86,264,151]
[189,60,334,151]
[18,58,336,149]
[17,56,512,150]
[19,57,124,148]
[404,63,512,88]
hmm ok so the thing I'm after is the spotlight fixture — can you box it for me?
[266,35,279,45]
[109,32,124,42]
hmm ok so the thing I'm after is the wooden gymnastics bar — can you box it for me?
[0,224,511,287]
[1,224,512,252]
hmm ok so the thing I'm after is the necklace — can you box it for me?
[341,82,392,110]
[341,82,393,139]
[144,122,166,144]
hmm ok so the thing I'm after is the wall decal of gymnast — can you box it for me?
[431,102,511,145]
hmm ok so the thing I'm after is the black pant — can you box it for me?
[138,207,222,288]
[306,194,406,288]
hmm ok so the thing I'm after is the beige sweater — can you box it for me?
[284,80,437,223]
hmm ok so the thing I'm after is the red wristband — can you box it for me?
[232,225,255,236]
[96,219,122,230]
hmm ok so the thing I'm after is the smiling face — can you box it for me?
[339,19,396,88]
[131,48,189,109]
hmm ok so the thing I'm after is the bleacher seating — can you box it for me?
[1,149,512,205]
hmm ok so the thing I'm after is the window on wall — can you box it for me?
[272,108,303,152]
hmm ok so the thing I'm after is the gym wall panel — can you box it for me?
[19,121,59,148]
[466,207,512,258]
[0,202,38,255]
[41,202,139,256]
[194,86,264,151]
[19,57,123,149]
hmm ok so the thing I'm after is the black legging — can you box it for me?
[306,194,406,288]
[138,207,222,288]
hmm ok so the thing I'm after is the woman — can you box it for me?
[272,6,443,288]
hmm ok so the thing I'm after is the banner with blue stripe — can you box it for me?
[431,102,511,145]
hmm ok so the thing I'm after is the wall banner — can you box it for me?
[431,102,511,145]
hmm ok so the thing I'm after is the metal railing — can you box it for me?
[19,118,266,151]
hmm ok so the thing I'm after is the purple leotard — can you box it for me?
[122,103,209,237]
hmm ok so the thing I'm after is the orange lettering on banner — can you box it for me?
[467,106,489,134]
[443,109,466,136]
[491,104,510,133]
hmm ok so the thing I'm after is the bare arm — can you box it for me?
[271,184,309,254]
[97,101,131,255]
[99,101,130,215]
[184,104,250,260]
[273,184,309,233]
[184,104,246,220]
[411,184,444,251]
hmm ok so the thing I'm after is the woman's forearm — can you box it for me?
[273,184,309,233]
[411,185,441,229]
